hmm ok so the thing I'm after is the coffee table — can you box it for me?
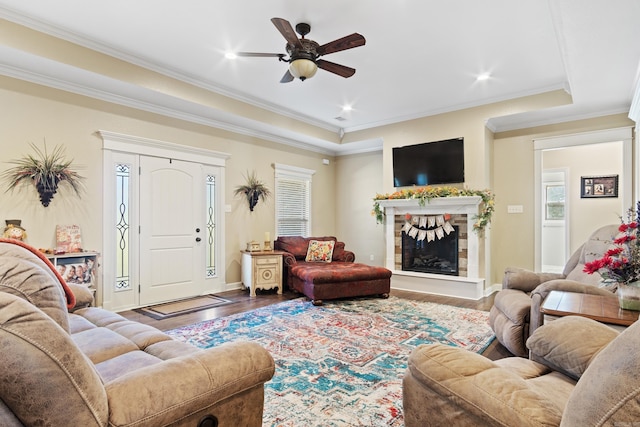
[541,290,639,328]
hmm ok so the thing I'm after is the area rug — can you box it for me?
[166,297,495,426]
[134,294,232,320]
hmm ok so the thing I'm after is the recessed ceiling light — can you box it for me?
[342,105,353,112]
[225,52,237,60]
[476,73,491,81]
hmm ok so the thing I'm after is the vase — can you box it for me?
[35,178,59,207]
[248,192,260,211]
[617,282,640,311]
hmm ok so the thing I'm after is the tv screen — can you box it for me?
[393,138,464,187]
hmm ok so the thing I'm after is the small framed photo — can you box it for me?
[55,256,96,286]
[580,175,618,198]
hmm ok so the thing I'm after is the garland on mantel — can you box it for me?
[372,186,495,235]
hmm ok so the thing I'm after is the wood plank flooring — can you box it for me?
[119,288,513,360]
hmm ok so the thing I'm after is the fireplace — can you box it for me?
[396,213,468,277]
[375,196,485,299]
[402,226,458,275]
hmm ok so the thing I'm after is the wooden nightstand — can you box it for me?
[241,250,284,297]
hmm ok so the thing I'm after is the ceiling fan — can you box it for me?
[236,17,366,83]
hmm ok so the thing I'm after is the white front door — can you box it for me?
[139,156,204,305]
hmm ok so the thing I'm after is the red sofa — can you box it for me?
[274,236,392,306]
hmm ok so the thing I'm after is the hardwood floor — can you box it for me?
[119,288,514,360]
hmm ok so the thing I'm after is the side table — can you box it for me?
[241,250,284,297]
[540,290,639,331]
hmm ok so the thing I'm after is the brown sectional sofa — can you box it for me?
[274,236,392,305]
[0,238,275,427]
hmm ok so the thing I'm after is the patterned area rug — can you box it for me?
[166,297,495,426]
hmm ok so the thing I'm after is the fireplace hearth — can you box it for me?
[402,226,459,275]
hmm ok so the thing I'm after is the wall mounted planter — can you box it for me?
[2,142,84,207]
[234,171,271,212]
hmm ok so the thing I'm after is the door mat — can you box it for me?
[135,295,233,320]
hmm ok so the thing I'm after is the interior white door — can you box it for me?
[541,170,568,273]
[139,156,204,305]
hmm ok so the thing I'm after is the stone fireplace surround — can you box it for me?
[377,196,485,299]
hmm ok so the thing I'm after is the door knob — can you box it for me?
[196,228,201,233]
[195,237,202,242]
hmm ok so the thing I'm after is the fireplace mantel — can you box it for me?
[376,196,482,210]
[378,196,485,299]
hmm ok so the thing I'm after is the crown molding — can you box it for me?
[0,60,356,156]
[0,7,341,135]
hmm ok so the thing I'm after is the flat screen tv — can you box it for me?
[392,138,464,187]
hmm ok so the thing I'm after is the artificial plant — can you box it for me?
[234,170,271,211]
[2,142,84,207]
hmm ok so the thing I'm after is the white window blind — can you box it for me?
[274,164,315,237]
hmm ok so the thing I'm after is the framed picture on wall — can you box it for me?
[580,175,618,198]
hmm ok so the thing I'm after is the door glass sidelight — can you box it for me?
[115,163,131,292]
[206,174,216,277]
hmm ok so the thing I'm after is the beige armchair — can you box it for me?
[489,224,618,356]
[403,315,640,426]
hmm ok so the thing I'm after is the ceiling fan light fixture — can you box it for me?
[289,58,318,81]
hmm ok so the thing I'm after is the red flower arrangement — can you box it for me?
[584,206,640,285]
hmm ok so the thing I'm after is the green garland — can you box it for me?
[372,186,495,234]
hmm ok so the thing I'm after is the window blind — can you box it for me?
[274,163,315,237]
[275,177,310,236]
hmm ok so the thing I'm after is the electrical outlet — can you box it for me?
[507,205,524,214]
[370,254,375,261]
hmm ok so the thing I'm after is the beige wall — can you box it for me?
[340,106,634,289]
[339,90,579,288]
[0,76,336,288]
[334,151,384,266]
[1,73,635,299]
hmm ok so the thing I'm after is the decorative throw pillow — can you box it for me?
[305,240,335,263]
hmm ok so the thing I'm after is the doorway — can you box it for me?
[534,127,632,271]
[100,131,229,311]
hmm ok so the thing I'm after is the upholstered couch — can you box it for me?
[0,238,275,427]
[489,224,617,356]
[404,315,640,426]
[274,236,392,306]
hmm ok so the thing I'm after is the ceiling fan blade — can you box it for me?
[316,59,356,78]
[236,52,285,58]
[280,69,294,83]
[317,33,366,55]
[271,17,303,49]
